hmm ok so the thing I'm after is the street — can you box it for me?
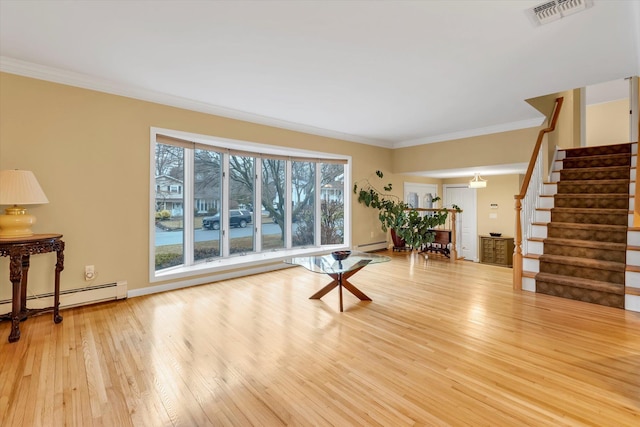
[155,223,290,245]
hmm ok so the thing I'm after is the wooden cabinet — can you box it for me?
[479,236,514,267]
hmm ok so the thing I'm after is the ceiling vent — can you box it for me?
[527,0,593,26]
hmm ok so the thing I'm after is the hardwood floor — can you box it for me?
[1,250,639,426]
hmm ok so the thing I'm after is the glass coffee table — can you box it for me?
[284,251,391,312]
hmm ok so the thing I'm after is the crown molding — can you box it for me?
[393,116,545,149]
[0,57,548,150]
[0,56,393,148]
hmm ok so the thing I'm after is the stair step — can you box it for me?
[563,143,632,158]
[553,193,629,209]
[563,153,632,169]
[544,237,626,250]
[551,207,628,225]
[543,238,626,262]
[536,272,625,294]
[539,254,625,284]
[557,179,630,194]
[535,273,625,308]
[559,166,631,181]
[539,254,625,271]
[546,222,627,243]
[547,223,627,243]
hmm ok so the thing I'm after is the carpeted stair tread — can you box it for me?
[546,222,628,243]
[553,194,630,209]
[563,143,631,157]
[552,207,627,213]
[546,222,627,232]
[563,152,631,162]
[535,272,624,295]
[561,165,630,172]
[554,193,629,200]
[556,180,630,194]
[538,254,625,271]
[551,207,628,225]
[557,179,629,186]
[543,237,626,251]
[560,166,631,181]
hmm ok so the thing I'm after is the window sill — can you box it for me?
[151,244,348,283]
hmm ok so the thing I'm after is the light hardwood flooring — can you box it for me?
[1,251,639,426]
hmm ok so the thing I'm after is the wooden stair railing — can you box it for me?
[513,97,564,290]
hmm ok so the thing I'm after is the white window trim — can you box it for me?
[149,127,351,283]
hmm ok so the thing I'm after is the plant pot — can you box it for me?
[390,228,406,249]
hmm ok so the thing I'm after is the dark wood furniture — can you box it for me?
[479,235,514,267]
[0,234,65,342]
[421,229,452,257]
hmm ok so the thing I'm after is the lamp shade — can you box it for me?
[0,170,49,205]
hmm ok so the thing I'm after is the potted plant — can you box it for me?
[353,171,449,250]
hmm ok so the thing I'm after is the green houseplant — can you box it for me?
[353,171,450,249]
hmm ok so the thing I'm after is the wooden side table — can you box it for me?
[0,234,65,342]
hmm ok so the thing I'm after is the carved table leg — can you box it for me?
[8,252,23,342]
[19,254,30,316]
[54,245,65,323]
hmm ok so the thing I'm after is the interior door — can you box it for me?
[444,185,478,261]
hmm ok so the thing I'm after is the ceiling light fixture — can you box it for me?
[469,173,487,189]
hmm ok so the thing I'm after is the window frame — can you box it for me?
[149,127,351,283]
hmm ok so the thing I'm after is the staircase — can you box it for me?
[526,143,637,308]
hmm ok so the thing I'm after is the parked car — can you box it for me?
[202,209,252,230]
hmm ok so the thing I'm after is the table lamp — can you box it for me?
[0,169,49,238]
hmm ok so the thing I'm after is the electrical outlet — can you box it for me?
[370,231,374,238]
[84,265,95,281]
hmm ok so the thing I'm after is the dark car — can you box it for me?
[202,209,252,230]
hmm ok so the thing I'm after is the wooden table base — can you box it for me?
[0,234,64,342]
[309,265,371,312]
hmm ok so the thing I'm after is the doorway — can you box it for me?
[443,184,478,262]
[404,182,438,210]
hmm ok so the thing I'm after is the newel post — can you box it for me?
[513,196,523,290]
[450,210,458,261]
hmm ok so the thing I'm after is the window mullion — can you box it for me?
[285,160,292,249]
[222,153,230,257]
[315,162,322,247]
[254,157,262,252]
[184,148,195,266]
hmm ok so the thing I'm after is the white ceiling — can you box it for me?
[1,0,638,153]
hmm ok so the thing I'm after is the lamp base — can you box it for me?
[0,207,37,238]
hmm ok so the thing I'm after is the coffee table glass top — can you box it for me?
[284,251,390,275]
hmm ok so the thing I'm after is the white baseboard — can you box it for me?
[356,241,388,252]
[0,280,127,313]
[129,263,289,298]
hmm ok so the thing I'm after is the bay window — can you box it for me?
[150,128,350,281]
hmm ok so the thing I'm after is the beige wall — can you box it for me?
[474,175,520,238]
[586,99,629,146]
[391,127,541,174]
[440,175,519,246]
[0,73,392,297]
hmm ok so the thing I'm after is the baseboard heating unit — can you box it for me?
[0,280,127,313]
[356,241,388,252]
